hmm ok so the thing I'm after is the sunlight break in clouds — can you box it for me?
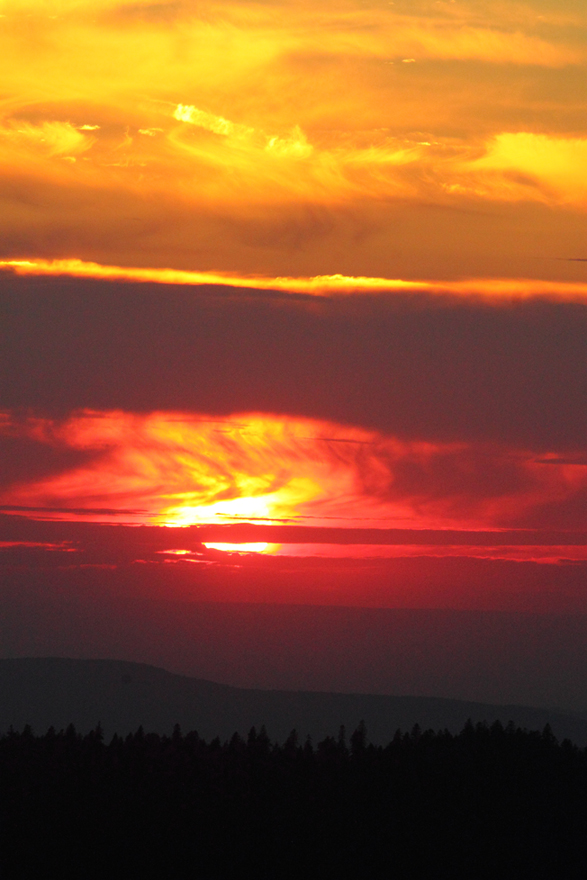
[0,411,407,528]
[2,412,587,561]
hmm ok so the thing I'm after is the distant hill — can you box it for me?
[2,657,587,745]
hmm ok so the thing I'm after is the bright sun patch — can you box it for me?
[203,542,279,554]
[2,409,587,558]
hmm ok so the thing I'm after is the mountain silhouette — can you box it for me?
[2,657,587,744]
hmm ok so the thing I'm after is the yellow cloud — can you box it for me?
[0,0,586,278]
[469,133,587,203]
[0,120,94,156]
[173,105,254,139]
[173,104,312,159]
[4,258,587,303]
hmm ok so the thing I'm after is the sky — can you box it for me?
[1,0,587,281]
[1,0,587,704]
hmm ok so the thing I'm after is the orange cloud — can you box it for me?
[0,0,586,279]
[3,258,587,302]
[467,133,587,205]
[2,411,587,542]
[0,120,94,158]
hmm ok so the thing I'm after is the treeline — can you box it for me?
[1,720,587,878]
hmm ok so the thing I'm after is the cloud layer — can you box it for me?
[1,273,585,450]
[0,0,586,278]
[1,272,586,540]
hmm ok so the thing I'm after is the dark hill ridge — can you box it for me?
[2,657,587,745]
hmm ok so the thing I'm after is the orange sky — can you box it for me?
[1,0,586,585]
[1,0,586,281]
[3,2,587,722]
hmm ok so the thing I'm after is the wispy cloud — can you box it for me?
[2,410,587,536]
[0,0,585,277]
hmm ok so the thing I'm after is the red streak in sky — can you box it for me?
[1,409,586,563]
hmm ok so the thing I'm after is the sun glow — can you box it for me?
[162,478,320,527]
[0,410,403,528]
[203,542,279,554]
[2,410,587,549]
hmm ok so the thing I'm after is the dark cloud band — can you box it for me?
[1,272,586,450]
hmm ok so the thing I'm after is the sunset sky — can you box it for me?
[1,0,587,704]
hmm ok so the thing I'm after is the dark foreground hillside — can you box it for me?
[1,722,586,879]
[3,657,587,745]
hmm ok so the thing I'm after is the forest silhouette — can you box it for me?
[1,719,586,878]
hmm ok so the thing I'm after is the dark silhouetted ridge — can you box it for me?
[2,657,587,745]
